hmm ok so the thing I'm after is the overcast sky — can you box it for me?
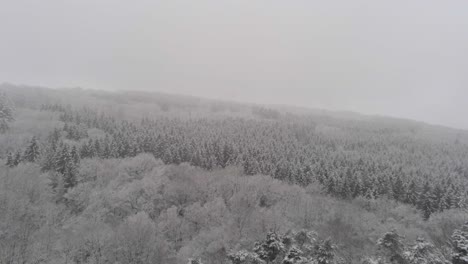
[1,1,467,129]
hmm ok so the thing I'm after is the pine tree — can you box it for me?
[5,152,14,167]
[283,246,305,264]
[48,127,61,145]
[392,176,405,202]
[0,92,14,133]
[86,139,96,158]
[109,139,119,158]
[326,177,336,195]
[377,230,407,264]
[431,184,444,212]
[339,178,352,199]
[452,222,468,264]
[407,237,447,264]
[227,250,264,264]
[101,136,111,158]
[80,143,90,158]
[48,171,66,203]
[23,136,40,162]
[70,145,80,166]
[40,140,58,172]
[418,182,435,220]
[313,238,338,264]
[221,143,232,168]
[253,231,286,263]
[54,143,70,175]
[63,163,77,190]
[13,151,22,166]
[187,259,204,264]
[54,143,77,190]
[94,139,101,158]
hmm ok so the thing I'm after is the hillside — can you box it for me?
[0,84,467,264]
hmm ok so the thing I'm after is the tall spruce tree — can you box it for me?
[404,180,419,205]
[5,152,14,167]
[23,136,40,162]
[54,143,77,190]
[0,92,14,133]
[392,176,405,202]
[418,182,435,220]
[13,151,22,166]
[70,145,80,166]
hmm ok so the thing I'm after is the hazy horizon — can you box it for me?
[1,1,467,129]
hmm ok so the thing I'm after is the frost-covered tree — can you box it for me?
[403,180,419,205]
[111,212,169,264]
[5,152,14,167]
[361,257,385,264]
[392,176,405,202]
[406,237,448,264]
[23,136,40,162]
[48,171,66,202]
[53,143,78,190]
[418,182,435,220]
[13,150,22,166]
[452,222,468,264]
[227,250,265,264]
[188,258,204,264]
[227,230,341,264]
[377,230,407,264]
[283,246,306,264]
[313,238,338,264]
[70,145,80,166]
[253,231,286,263]
[0,92,14,133]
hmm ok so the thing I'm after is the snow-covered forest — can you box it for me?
[1,84,467,264]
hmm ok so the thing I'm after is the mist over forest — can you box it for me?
[0,84,467,264]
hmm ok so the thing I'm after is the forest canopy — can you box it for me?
[0,84,467,264]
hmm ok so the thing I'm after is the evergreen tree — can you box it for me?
[5,152,14,167]
[326,177,336,195]
[13,151,22,166]
[80,142,90,158]
[377,230,407,264]
[187,259,204,264]
[452,222,468,264]
[23,136,40,162]
[417,182,435,220]
[228,250,265,264]
[283,246,305,264]
[407,237,447,264]
[54,143,77,190]
[253,231,286,263]
[313,238,338,264]
[48,127,61,145]
[0,92,14,133]
[40,141,58,172]
[101,136,111,158]
[48,171,66,203]
[70,145,80,166]
[87,139,96,158]
[94,139,101,158]
[392,176,405,202]
[109,139,119,158]
[431,184,444,212]
[54,143,70,175]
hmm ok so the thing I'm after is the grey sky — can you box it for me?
[1,1,467,129]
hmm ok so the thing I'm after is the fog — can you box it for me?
[1,0,467,129]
